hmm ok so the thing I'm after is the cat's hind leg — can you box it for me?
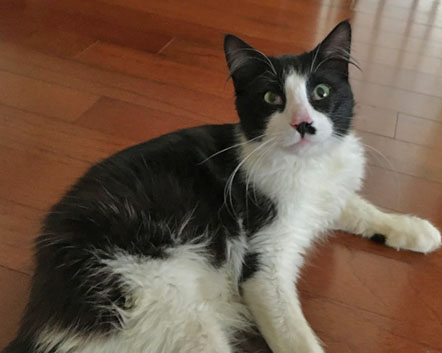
[28,248,237,353]
[32,305,233,353]
[334,193,441,253]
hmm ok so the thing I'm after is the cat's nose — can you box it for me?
[290,114,312,128]
[294,122,316,138]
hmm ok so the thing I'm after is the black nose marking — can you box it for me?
[296,122,316,138]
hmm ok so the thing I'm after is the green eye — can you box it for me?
[264,91,283,105]
[312,84,330,100]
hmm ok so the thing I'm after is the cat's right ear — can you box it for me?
[224,34,265,85]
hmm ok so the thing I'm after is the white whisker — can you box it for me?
[310,44,321,74]
[198,133,265,164]
[361,142,401,209]
[224,137,277,218]
[229,47,278,78]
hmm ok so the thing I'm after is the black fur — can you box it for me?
[6,21,353,352]
[5,125,275,352]
[370,233,387,245]
[224,21,354,140]
[240,252,260,283]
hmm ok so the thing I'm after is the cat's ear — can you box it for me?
[224,34,267,85]
[312,20,352,74]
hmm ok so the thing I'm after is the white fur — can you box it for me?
[335,194,441,253]
[237,72,440,353]
[37,243,251,353]
[266,73,337,157]
[240,130,365,353]
[35,72,440,353]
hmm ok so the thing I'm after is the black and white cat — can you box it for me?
[6,21,441,353]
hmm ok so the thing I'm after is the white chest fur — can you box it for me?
[242,133,365,257]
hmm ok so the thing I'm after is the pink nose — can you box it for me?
[290,115,312,128]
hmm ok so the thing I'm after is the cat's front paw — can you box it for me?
[372,216,441,253]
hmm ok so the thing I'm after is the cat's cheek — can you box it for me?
[265,112,295,145]
[308,114,334,143]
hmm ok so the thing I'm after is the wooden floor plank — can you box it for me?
[359,131,442,184]
[0,0,173,55]
[76,41,234,99]
[0,71,99,122]
[353,104,398,138]
[0,104,133,163]
[351,41,442,77]
[77,97,209,142]
[0,243,33,275]
[0,145,89,210]
[350,60,442,98]
[351,80,442,122]
[0,266,30,350]
[0,198,42,248]
[0,198,39,273]
[353,0,442,26]
[396,114,442,149]
[362,165,442,227]
[300,241,442,352]
[1,0,441,351]
[0,42,236,124]
[353,27,442,59]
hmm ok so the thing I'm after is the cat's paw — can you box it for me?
[372,215,441,253]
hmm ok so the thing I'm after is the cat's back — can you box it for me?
[7,124,243,349]
[45,123,238,229]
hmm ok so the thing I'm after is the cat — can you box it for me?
[5,20,441,353]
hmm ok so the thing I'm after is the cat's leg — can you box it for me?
[335,193,441,253]
[27,250,235,353]
[97,251,235,353]
[31,314,233,353]
[241,249,324,353]
[32,306,232,353]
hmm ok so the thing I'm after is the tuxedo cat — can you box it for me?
[6,21,441,353]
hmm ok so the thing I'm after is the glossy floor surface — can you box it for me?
[1,0,442,352]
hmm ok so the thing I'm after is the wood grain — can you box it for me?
[0,266,30,350]
[0,71,99,121]
[77,97,207,142]
[1,0,441,351]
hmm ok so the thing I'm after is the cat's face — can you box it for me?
[224,21,354,156]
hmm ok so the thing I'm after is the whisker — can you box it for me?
[313,46,361,73]
[198,133,266,164]
[245,139,279,206]
[310,44,321,74]
[228,47,278,79]
[360,142,401,209]
[224,137,277,218]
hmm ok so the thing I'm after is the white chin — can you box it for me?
[280,132,333,156]
[281,132,302,147]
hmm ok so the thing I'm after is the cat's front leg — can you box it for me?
[335,193,441,253]
[242,253,324,353]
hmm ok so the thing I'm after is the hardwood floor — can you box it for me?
[1,0,442,351]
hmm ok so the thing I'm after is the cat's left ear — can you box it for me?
[224,34,268,87]
[312,20,352,74]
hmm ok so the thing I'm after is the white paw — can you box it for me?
[382,216,441,253]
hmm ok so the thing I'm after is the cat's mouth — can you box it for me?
[278,121,332,154]
[288,121,317,146]
[293,122,316,138]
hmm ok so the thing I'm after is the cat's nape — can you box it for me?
[6,20,441,353]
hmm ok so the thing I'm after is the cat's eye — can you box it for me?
[264,91,283,105]
[312,84,330,100]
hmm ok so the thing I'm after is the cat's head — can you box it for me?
[224,21,355,156]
